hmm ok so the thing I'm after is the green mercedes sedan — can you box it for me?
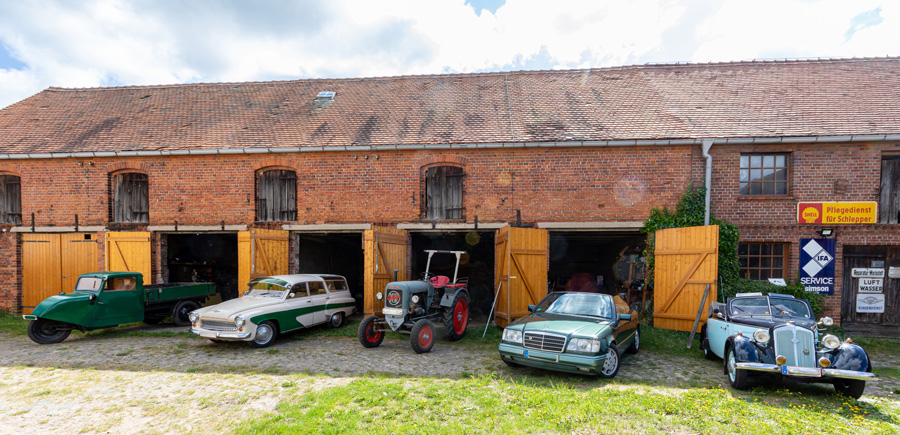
[498,292,639,378]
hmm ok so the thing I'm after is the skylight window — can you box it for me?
[315,91,335,102]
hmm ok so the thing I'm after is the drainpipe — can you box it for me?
[702,139,713,226]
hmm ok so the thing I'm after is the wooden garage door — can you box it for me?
[494,225,548,328]
[841,246,900,327]
[238,229,290,290]
[22,233,99,314]
[363,226,408,316]
[106,231,152,284]
[653,225,719,332]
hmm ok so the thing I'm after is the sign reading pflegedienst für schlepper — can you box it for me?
[797,202,878,224]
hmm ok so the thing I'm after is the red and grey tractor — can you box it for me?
[358,250,471,353]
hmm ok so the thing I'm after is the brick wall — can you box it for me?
[0,229,20,312]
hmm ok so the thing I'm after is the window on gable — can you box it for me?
[424,166,464,220]
[880,156,900,224]
[0,175,22,225]
[738,242,786,280]
[740,153,789,195]
[112,172,149,224]
[256,169,297,222]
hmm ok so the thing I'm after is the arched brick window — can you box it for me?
[0,175,22,225]
[110,172,149,223]
[424,166,464,220]
[256,169,297,222]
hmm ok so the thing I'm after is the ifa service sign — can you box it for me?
[799,238,836,295]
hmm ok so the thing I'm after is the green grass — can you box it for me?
[238,375,899,435]
[640,326,704,359]
[0,311,28,335]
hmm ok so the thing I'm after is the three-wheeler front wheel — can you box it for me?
[27,319,71,344]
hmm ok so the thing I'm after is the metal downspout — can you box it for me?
[702,139,713,226]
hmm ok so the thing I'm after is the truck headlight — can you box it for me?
[376,292,383,301]
[235,316,246,328]
[822,334,841,349]
[752,329,770,344]
[502,328,523,344]
[566,338,601,354]
[411,295,419,303]
[188,312,199,323]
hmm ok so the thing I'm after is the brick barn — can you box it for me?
[0,57,898,331]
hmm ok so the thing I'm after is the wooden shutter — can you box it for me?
[425,166,464,220]
[880,158,900,224]
[238,229,290,288]
[653,225,719,332]
[493,225,548,327]
[113,173,149,223]
[106,231,152,284]
[257,170,297,222]
[363,226,408,316]
[0,175,22,225]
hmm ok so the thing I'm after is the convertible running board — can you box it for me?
[735,362,878,381]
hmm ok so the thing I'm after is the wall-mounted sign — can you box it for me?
[797,202,878,224]
[889,267,900,279]
[858,278,883,293]
[856,294,885,313]
[852,268,885,278]
[799,238,835,295]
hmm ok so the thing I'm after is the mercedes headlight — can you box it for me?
[188,311,199,323]
[234,315,246,328]
[752,329,770,344]
[566,338,601,354]
[502,328,523,344]
[822,334,841,349]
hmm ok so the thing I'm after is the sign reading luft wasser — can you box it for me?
[797,202,878,224]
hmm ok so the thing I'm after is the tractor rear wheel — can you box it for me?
[410,319,435,354]
[442,290,470,341]
[358,315,384,348]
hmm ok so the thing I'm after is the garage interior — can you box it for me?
[411,231,496,319]
[165,233,239,300]
[548,231,647,303]
[296,232,365,312]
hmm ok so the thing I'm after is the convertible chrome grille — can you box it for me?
[773,325,816,367]
[200,319,237,331]
[523,332,566,353]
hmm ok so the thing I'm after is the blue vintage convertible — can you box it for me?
[700,292,877,399]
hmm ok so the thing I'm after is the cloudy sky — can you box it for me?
[0,0,894,109]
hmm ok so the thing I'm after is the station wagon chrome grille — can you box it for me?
[200,319,237,331]
[523,332,566,353]
[773,325,816,367]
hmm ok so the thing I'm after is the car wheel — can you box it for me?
[598,343,620,378]
[26,319,71,344]
[250,321,278,348]
[442,291,470,341]
[833,379,866,400]
[328,312,344,329]
[626,326,640,354]
[172,300,200,327]
[726,347,749,390]
[410,319,435,354]
[358,315,384,348]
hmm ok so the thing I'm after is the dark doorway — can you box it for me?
[296,233,364,313]
[549,231,646,298]
[166,233,239,300]
[410,231,495,320]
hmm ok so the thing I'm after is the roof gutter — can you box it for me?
[1,134,898,160]
[701,139,713,226]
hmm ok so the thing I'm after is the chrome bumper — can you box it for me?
[735,363,878,381]
[190,329,252,340]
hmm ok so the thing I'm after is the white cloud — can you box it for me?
[0,0,897,109]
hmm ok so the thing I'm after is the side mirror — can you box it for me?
[88,293,96,305]
[619,313,632,321]
[527,304,536,312]
[716,312,726,321]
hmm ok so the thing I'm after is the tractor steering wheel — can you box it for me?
[421,272,436,281]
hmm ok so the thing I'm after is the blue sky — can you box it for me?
[0,0,896,109]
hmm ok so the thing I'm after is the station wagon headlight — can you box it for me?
[822,334,841,349]
[752,329,770,345]
[502,329,523,344]
[234,316,246,328]
[188,312,199,323]
[566,338,601,354]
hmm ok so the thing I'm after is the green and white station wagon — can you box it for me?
[189,274,356,347]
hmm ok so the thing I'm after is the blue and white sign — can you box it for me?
[799,238,836,295]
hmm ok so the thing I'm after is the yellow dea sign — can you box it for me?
[796,202,878,224]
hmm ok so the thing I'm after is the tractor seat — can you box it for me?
[429,275,451,288]
[444,283,467,289]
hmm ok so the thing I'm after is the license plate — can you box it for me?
[199,331,216,338]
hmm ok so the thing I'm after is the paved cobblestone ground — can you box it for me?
[1,323,897,435]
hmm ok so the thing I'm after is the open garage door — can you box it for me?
[238,229,290,289]
[106,231,151,284]
[494,225,548,328]
[23,233,99,314]
[653,225,719,332]
[364,226,408,316]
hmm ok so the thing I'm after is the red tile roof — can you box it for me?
[2,57,900,154]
